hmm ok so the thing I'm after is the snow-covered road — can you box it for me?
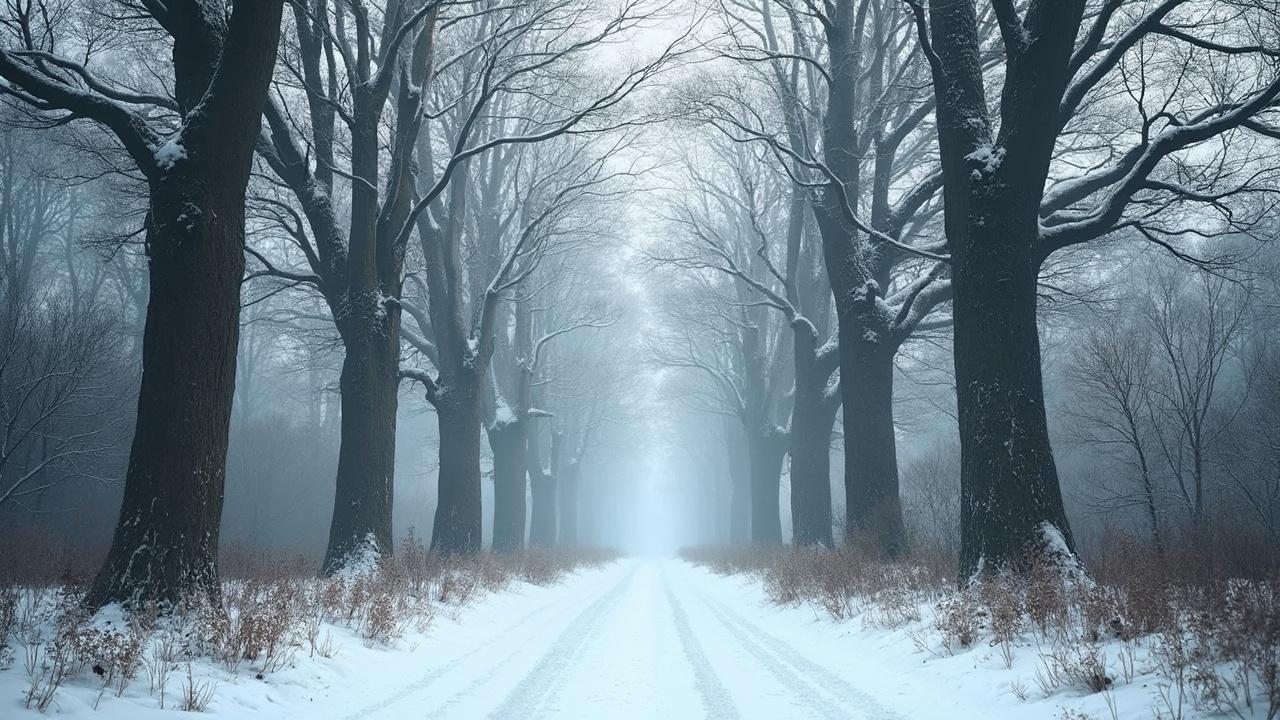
[12,558,1171,719]
[348,559,905,720]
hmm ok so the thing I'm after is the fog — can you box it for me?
[2,0,1279,586]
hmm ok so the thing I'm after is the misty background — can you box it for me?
[2,0,1278,573]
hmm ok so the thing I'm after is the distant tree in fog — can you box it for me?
[1067,317,1165,553]
[0,299,127,511]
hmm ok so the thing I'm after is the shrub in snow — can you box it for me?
[1,540,617,715]
[217,580,303,673]
[680,539,1280,717]
[180,662,215,712]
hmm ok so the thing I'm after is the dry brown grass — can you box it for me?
[681,531,1279,718]
[0,536,618,713]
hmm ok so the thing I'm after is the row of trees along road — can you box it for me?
[2,0,1279,614]
[0,0,679,611]
[656,0,1280,576]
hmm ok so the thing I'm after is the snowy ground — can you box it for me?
[3,558,1229,718]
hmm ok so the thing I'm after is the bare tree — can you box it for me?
[1218,343,1280,544]
[1066,316,1164,553]
[540,308,643,547]
[396,0,684,554]
[0,297,126,512]
[910,0,1280,577]
[656,136,840,546]
[1144,266,1250,530]
[253,0,441,572]
[462,135,630,553]
[900,438,960,559]
[690,0,952,556]
[0,0,285,607]
[0,127,71,308]
[650,205,795,546]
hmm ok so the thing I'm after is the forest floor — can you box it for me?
[3,557,1258,719]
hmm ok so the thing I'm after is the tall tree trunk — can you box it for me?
[323,324,399,572]
[87,185,244,609]
[790,394,838,548]
[843,337,905,556]
[489,420,527,553]
[557,460,579,546]
[84,0,286,610]
[926,0,1084,580]
[1127,417,1164,555]
[789,331,838,548]
[725,418,751,544]
[953,239,1072,577]
[748,429,787,545]
[431,380,483,554]
[529,474,556,548]
[526,426,558,548]
[262,7,437,576]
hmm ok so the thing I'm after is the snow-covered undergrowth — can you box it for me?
[682,543,1280,720]
[0,543,616,716]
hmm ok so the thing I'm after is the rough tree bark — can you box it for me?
[92,1,284,609]
[324,315,400,568]
[843,326,906,554]
[922,0,1083,577]
[432,382,485,554]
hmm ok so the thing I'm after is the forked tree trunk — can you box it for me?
[926,0,1084,580]
[431,381,484,554]
[323,323,399,573]
[489,420,527,553]
[844,338,906,557]
[748,429,787,545]
[84,0,285,611]
[262,7,439,576]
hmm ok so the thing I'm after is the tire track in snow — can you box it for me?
[484,565,638,719]
[683,581,851,720]
[345,565,626,719]
[684,568,903,720]
[660,567,741,720]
